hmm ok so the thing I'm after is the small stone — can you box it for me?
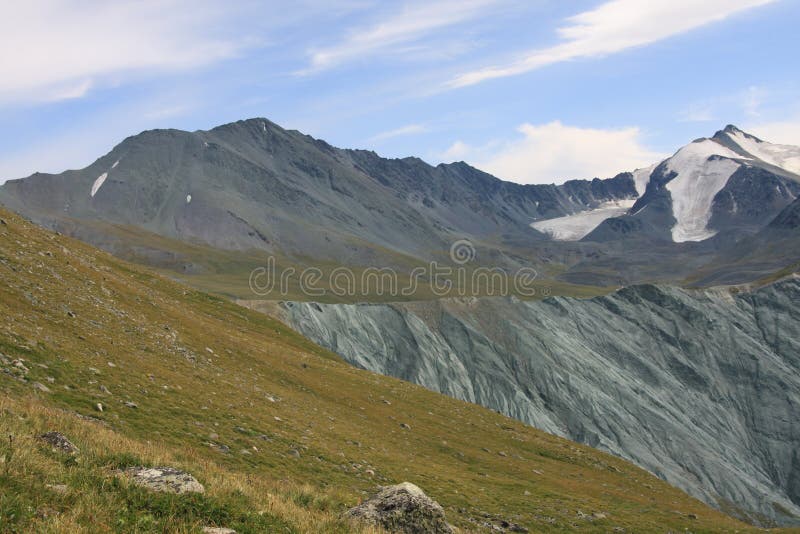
[202,528,236,534]
[38,432,79,454]
[99,385,111,394]
[288,449,301,458]
[95,403,104,412]
[124,401,138,409]
[32,382,51,393]
[687,513,698,520]
[126,466,204,494]
[209,442,230,454]
[365,469,375,476]
[498,451,507,457]
[400,423,411,430]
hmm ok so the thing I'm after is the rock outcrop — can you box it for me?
[279,279,800,525]
[125,466,205,494]
[345,482,453,533]
[37,432,79,454]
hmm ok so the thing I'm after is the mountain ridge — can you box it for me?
[1,118,798,294]
[268,277,800,526]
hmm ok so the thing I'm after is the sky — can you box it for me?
[1,0,798,185]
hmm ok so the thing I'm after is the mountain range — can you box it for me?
[2,120,798,294]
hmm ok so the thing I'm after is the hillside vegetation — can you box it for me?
[0,207,763,533]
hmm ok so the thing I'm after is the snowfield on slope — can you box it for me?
[632,163,658,196]
[728,129,800,175]
[531,199,635,241]
[665,139,747,243]
[90,172,108,197]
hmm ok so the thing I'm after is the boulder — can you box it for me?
[345,482,453,533]
[125,466,205,494]
[38,431,79,454]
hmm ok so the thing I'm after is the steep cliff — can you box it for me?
[274,279,800,525]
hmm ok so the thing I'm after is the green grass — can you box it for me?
[60,217,613,302]
[0,207,778,533]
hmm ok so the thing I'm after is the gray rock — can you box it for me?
[280,279,800,526]
[126,466,204,494]
[38,432,79,454]
[202,528,236,534]
[345,482,453,534]
[32,382,51,393]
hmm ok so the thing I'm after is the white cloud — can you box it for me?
[746,118,800,146]
[301,0,501,73]
[369,124,427,142]
[0,1,257,105]
[441,121,666,184]
[449,0,775,88]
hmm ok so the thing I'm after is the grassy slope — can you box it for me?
[55,217,611,302]
[0,207,764,533]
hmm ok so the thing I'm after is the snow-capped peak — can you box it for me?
[717,126,800,176]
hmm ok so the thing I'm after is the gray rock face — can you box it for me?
[279,279,800,525]
[125,466,205,494]
[345,482,453,534]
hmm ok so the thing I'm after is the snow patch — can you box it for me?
[728,130,800,175]
[111,160,120,168]
[632,163,657,197]
[665,139,744,242]
[90,172,108,197]
[186,194,192,204]
[531,199,635,241]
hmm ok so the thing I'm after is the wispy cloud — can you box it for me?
[369,123,428,142]
[441,121,666,184]
[747,116,800,146]
[448,0,776,88]
[0,0,260,105]
[678,85,769,123]
[300,0,502,74]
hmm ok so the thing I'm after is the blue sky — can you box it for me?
[1,0,798,184]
